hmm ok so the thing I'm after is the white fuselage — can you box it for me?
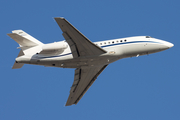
[16,36,173,68]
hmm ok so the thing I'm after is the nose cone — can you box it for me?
[166,42,174,48]
[153,38,174,51]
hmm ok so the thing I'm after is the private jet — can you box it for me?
[7,17,174,106]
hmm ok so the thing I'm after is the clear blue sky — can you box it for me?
[1,0,179,120]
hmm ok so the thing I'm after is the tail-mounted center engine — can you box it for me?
[39,41,68,56]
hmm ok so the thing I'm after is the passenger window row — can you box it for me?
[96,39,127,46]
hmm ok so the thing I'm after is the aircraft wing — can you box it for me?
[66,65,108,106]
[54,17,107,58]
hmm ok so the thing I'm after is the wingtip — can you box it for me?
[65,101,76,106]
[65,103,71,106]
[54,17,65,20]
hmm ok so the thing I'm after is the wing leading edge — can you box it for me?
[66,65,108,106]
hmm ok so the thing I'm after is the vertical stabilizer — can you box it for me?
[7,30,43,47]
[12,30,43,46]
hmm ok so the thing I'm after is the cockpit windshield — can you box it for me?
[146,36,152,38]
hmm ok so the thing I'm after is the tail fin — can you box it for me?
[7,30,43,47]
[8,30,43,69]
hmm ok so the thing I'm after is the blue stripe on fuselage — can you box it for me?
[101,41,161,48]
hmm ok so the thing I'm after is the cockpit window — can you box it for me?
[146,36,152,38]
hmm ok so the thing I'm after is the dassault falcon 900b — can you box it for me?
[8,17,174,106]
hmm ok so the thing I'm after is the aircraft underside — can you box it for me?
[29,55,120,68]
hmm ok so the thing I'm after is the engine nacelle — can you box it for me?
[40,41,68,55]
[42,41,67,50]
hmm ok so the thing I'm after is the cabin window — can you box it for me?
[124,40,127,42]
[100,43,102,45]
[120,40,122,42]
[112,41,114,43]
[116,40,119,43]
[104,42,106,44]
[108,42,110,44]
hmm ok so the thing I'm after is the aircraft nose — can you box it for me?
[154,38,174,50]
[165,42,174,48]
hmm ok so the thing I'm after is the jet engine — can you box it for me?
[39,41,68,55]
